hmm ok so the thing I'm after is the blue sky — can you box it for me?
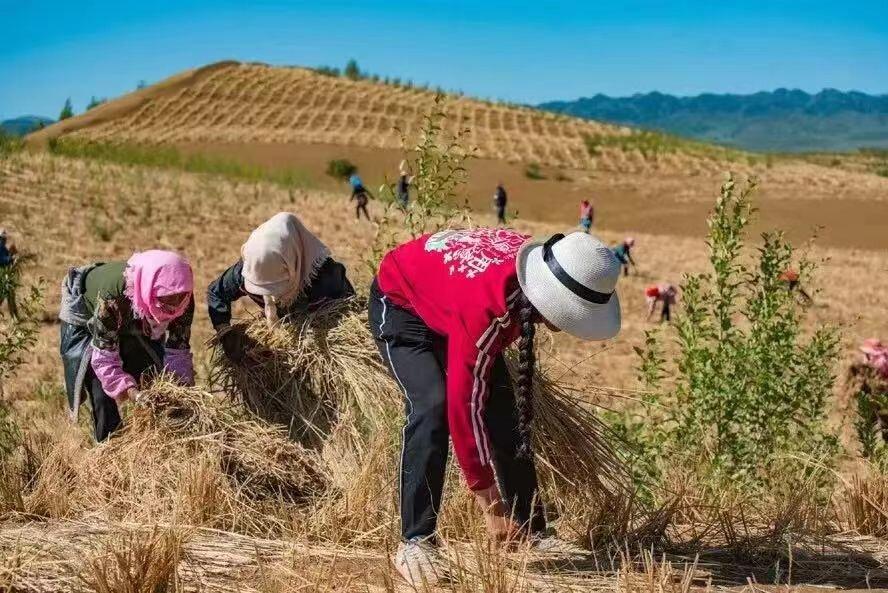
[2,0,886,120]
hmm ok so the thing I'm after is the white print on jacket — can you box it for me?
[425,229,526,279]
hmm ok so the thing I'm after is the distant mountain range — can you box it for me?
[539,89,888,153]
[1,116,54,136]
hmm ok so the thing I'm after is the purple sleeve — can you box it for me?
[164,348,195,386]
[90,348,136,400]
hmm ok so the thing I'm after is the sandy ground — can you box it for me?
[177,141,888,251]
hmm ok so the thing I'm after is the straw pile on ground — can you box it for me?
[6,297,632,550]
[11,379,326,535]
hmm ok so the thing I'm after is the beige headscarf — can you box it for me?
[241,212,331,324]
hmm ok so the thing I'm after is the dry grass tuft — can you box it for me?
[77,527,185,593]
[843,467,888,537]
[617,550,708,593]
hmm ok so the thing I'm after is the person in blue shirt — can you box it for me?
[349,174,373,220]
[611,238,636,277]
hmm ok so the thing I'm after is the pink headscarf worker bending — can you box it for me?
[59,250,196,442]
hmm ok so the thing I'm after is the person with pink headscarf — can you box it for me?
[861,339,888,380]
[59,250,195,441]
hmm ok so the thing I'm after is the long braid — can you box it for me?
[515,291,536,459]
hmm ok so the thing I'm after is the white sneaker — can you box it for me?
[394,539,447,587]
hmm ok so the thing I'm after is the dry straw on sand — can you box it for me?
[12,379,327,536]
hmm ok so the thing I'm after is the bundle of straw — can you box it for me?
[134,380,328,503]
[210,297,400,448]
[522,362,633,502]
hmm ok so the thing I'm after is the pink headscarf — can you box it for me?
[861,338,888,379]
[124,250,194,324]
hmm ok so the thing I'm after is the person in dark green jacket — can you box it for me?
[59,250,195,441]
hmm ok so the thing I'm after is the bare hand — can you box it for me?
[118,388,140,406]
[474,486,522,542]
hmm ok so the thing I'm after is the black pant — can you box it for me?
[355,196,370,220]
[60,322,121,441]
[496,206,506,225]
[60,321,162,442]
[368,280,544,541]
[661,300,671,322]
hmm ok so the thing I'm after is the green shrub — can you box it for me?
[0,257,44,457]
[368,93,475,273]
[524,163,546,180]
[614,176,840,487]
[86,96,107,110]
[314,65,340,77]
[344,59,361,81]
[89,218,118,242]
[325,158,357,181]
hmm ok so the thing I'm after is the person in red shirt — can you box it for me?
[645,283,677,322]
[779,268,812,304]
[369,228,622,585]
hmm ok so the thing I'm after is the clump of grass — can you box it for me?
[78,527,185,593]
[844,468,888,537]
[0,131,24,157]
[88,218,118,242]
[524,162,546,180]
[325,158,358,181]
[48,138,312,188]
[17,378,326,535]
[847,363,888,460]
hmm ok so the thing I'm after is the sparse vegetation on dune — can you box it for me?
[49,138,312,188]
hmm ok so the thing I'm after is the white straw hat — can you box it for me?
[516,231,621,340]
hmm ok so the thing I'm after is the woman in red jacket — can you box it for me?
[369,228,622,585]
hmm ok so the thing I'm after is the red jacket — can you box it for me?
[377,228,529,491]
